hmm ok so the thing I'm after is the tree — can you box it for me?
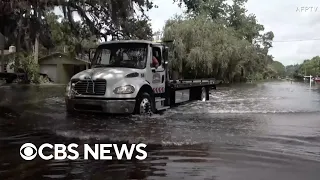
[285,64,300,78]
[164,0,275,82]
[0,0,155,52]
[44,12,98,57]
[297,56,320,76]
[163,15,268,82]
[270,61,285,78]
[0,0,155,83]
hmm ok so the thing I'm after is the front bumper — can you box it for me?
[65,97,136,114]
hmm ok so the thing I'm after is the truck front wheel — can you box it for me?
[135,92,155,115]
[66,105,77,115]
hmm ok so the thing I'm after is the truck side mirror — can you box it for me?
[163,48,168,60]
[151,67,156,73]
[163,47,169,68]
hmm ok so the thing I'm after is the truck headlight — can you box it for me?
[114,85,135,94]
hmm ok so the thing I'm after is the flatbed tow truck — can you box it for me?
[65,40,222,114]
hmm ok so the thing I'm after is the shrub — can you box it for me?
[14,53,41,83]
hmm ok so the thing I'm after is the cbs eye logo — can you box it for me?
[20,143,37,160]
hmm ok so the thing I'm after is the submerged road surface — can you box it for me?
[0,81,320,180]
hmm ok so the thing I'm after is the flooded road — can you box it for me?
[1,81,320,180]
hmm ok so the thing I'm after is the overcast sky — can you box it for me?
[146,0,320,66]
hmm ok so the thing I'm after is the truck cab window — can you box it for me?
[152,47,162,67]
[101,49,111,64]
[92,43,147,69]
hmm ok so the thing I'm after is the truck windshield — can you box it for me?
[92,43,148,69]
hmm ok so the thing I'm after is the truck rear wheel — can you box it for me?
[135,92,155,115]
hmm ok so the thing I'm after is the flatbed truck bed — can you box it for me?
[169,78,221,89]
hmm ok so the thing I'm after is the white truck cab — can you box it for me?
[65,40,169,114]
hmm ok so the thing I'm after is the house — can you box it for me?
[39,52,90,84]
[0,50,15,73]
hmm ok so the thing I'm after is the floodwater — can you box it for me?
[0,81,320,180]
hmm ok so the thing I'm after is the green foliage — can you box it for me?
[120,17,153,40]
[14,53,41,83]
[285,56,320,80]
[164,0,275,82]
[297,56,320,76]
[174,0,271,43]
[247,73,263,81]
[270,61,285,78]
[44,12,98,57]
[285,64,300,78]
[0,0,154,51]
[1,0,155,84]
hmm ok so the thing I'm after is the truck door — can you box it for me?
[150,46,166,95]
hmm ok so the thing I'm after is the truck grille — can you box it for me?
[71,79,106,96]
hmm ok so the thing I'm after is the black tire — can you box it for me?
[135,92,155,115]
[66,108,76,116]
[65,99,76,115]
[6,78,14,84]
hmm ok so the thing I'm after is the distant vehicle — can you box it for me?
[314,76,320,82]
[65,40,221,114]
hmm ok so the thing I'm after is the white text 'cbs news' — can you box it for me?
[20,143,148,161]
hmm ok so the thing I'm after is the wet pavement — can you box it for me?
[0,81,320,180]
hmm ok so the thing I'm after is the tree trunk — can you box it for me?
[34,4,40,64]
[0,48,4,73]
[0,32,4,73]
[34,33,39,64]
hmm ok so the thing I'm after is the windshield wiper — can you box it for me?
[93,64,117,68]
[93,64,139,69]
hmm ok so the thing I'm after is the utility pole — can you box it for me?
[309,75,312,87]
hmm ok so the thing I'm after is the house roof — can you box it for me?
[39,52,90,64]
[2,50,13,55]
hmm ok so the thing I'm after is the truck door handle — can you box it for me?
[162,75,164,83]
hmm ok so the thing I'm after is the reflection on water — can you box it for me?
[0,81,320,180]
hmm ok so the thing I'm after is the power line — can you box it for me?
[273,38,320,42]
